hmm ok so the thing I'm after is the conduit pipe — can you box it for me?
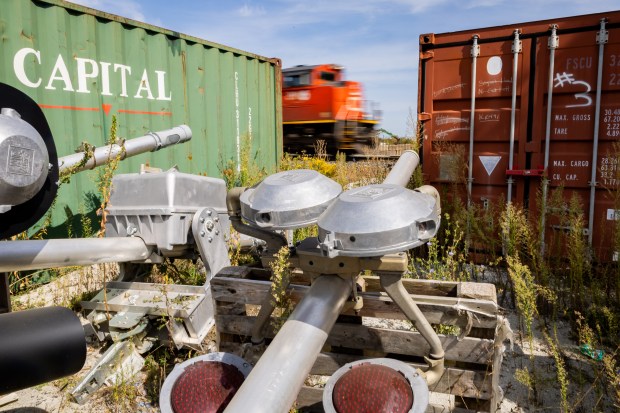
[0,237,152,272]
[380,273,444,384]
[58,125,192,175]
[383,150,420,187]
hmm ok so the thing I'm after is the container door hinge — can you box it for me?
[420,51,434,60]
[418,112,431,122]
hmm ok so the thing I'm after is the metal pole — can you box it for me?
[383,150,420,187]
[508,30,521,203]
[0,237,151,272]
[224,275,351,413]
[588,19,608,246]
[58,125,191,175]
[541,25,559,255]
[468,35,480,209]
[380,273,444,384]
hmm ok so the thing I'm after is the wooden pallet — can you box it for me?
[211,266,511,413]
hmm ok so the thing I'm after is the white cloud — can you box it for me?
[238,3,266,17]
[464,0,505,8]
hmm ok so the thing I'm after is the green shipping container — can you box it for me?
[0,0,282,231]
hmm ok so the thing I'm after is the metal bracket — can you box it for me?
[297,237,408,274]
[597,19,609,45]
[70,341,145,404]
[191,207,231,284]
[471,35,480,58]
[512,30,522,53]
[318,231,343,258]
[548,25,559,49]
[480,197,490,211]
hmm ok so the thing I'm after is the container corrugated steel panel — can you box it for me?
[419,11,620,261]
[0,0,282,230]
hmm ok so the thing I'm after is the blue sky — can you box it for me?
[72,0,618,136]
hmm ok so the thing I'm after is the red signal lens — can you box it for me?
[170,361,245,413]
[331,364,414,413]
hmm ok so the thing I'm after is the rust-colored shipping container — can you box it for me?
[419,11,620,261]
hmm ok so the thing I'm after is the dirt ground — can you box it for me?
[0,269,616,413]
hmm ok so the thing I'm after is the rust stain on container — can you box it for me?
[419,11,620,261]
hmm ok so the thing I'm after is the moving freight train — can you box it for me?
[282,64,380,155]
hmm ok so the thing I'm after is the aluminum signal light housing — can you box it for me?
[323,358,429,413]
[317,184,440,257]
[159,352,252,413]
[239,169,341,230]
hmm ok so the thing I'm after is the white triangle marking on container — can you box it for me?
[479,156,502,176]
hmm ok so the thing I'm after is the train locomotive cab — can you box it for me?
[282,64,379,155]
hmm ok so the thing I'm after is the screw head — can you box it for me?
[200,230,206,237]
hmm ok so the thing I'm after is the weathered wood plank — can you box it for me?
[490,315,511,412]
[359,276,460,296]
[211,277,499,329]
[311,353,492,399]
[215,315,494,364]
[456,282,497,303]
[215,268,497,301]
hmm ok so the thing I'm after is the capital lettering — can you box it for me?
[13,48,42,88]
[100,62,112,96]
[76,58,99,93]
[155,70,172,101]
[134,69,154,99]
[114,64,132,97]
[45,54,74,91]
